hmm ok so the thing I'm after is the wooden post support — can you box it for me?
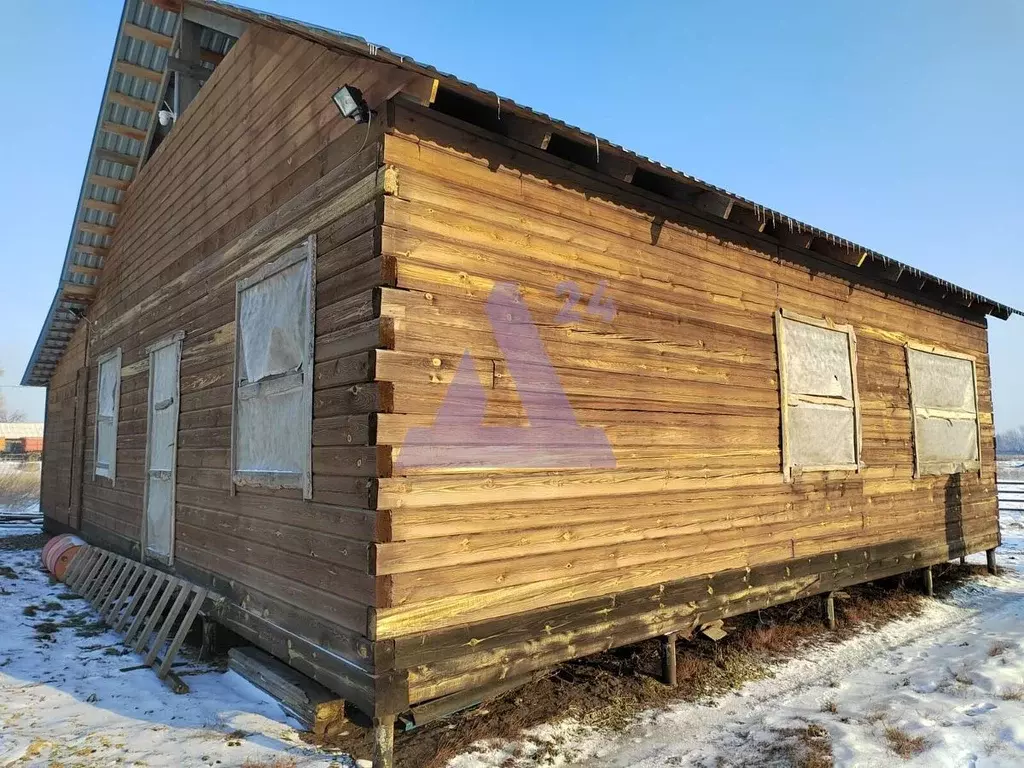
[987,548,998,575]
[372,714,395,768]
[960,556,967,565]
[923,566,933,597]
[199,616,218,661]
[826,592,837,631]
[660,632,677,686]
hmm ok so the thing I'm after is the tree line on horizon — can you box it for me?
[997,426,1024,456]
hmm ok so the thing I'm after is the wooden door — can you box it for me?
[143,332,183,563]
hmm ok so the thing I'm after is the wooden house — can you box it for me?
[24,0,1019,763]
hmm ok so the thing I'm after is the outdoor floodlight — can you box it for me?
[333,85,370,122]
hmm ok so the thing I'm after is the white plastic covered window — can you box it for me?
[906,344,980,477]
[776,310,862,481]
[231,237,315,498]
[94,348,122,480]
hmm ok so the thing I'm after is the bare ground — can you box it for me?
[313,563,983,768]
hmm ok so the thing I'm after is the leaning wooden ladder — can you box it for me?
[61,545,209,693]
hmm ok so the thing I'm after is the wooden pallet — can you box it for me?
[62,545,209,693]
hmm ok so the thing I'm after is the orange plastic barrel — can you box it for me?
[52,540,84,582]
[43,535,85,580]
[41,535,64,570]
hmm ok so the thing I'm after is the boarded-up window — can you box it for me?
[94,348,122,480]
[906,345,980,476]
[231,237,315,498]
[776,311,861,480]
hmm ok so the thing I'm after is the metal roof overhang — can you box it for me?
[22,0,1020,387]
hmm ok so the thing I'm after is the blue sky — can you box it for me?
[1,1,1020,427]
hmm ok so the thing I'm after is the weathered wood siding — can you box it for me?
[373,102,999,704]
[40,25,414,713]
[41,325,89,527]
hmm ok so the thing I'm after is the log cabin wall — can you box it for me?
[40,324,89,528]
[39,24,417,714]
[372,100,999,706]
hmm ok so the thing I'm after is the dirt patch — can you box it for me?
[310,564,978,768]
[0,532,47,552]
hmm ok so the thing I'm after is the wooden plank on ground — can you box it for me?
[228,646,347,737]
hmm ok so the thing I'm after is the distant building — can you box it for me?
[0,423,44,456]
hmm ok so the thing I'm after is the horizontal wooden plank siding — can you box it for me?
[40,324,89,528]
[374,101,999,704]
[38,25,411,714]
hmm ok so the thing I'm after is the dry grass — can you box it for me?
[759,723,834,768]
[239,757,297,768]
[1000,684,1024,701]
[0,463,40,512]
[794,723,834,768]
[820,699,838,714]
[884,725,929,759]
[989,641,1012,657]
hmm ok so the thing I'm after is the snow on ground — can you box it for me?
[452,468,1024,768]
[0,525,359,768]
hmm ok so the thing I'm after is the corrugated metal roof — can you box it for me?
[21,0,236,387]
[22,0,1021,388]
[0,424,45,440]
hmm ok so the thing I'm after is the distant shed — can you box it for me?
[0,423,44,455]
[21,1,1021,765]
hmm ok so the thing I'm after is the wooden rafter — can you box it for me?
[73,244,110,258]
[694,191,734,220]
[108,90,156,114]
[167,55,211,82]
[114,60,164,84]
[84,199,120,214]
[62,282,98,297]
[79,222,115,237]
[123,22,174,48]
[95,147,140,167]
[101,120,148,142]
[69,264,104,277]
[88,174,131,192]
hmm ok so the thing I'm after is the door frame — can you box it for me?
[141,330,184,565]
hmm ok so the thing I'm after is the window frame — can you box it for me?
[775,309,863,482]
[230,235,316,499]
[93,347,123,482]
[905,341,982,478]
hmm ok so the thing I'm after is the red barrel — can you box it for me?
[42,535,85,581]
[41,536,63,573]
[53,541,84,582]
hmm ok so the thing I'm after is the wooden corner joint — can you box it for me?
[383,165,400,196]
